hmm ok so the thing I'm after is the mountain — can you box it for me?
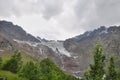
[0,20,56,57]
[0,20,82,77]
[64,26,120,55]
[0,20,120,77]
[64,26,120,74]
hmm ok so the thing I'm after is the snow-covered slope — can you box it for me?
[41,41,71,57]
[14,39,71,57]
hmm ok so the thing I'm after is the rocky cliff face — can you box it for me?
[0,35,14,51]
[64,26,120,55]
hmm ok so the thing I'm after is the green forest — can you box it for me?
[0,43,120,80]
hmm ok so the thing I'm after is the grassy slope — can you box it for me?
[0,71,28,80]
[1,50,36,63]
[0,50,35,80]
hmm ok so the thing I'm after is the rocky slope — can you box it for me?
[0,35,14,51]
[64,26,120,71]
[64,26,120,55]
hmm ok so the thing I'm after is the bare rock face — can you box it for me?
[0,35,14,50]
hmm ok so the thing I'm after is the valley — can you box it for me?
[0,21,120,80]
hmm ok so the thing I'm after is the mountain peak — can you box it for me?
[72,26,120,42]
[0,20,40,42]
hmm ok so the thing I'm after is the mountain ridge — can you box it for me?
[0,20,40,42]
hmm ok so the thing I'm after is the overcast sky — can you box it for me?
[0,0,120,40]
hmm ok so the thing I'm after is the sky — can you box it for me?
[0,0,120,40]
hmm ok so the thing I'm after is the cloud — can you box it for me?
[0,0,120,40]
[0,0,64,19]
[40,0,64,19]
[74,0,120,30]
[95,0,120,24]
[0,0,15,17]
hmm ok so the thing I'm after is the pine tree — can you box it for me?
[2,50,22,73]
[107,56,117,80]
[19,61,40,80]
[84,43,105,80]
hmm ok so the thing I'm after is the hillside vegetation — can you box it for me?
[0,50,79,80]
[0,71,28,80]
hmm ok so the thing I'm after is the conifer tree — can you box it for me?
[2,50,22,73]
[84,43,105,80]
[107,56,117,80]
[19,61,40,80]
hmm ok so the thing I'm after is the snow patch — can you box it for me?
[13,39,40,47]
[73,56,79,59]
[0,49,4,52]
[99,28,108,35]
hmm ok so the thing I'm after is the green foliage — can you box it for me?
[2,50,22,73]
[106,56,117,80]
[39,58,63,80]
[64,75,80,80]
[39,58,80,80]
[19,61,40,80]
[117,69,120,80]
[0,57,2,69]
[84,71,91,80]
[84,43,105,80]
[19,58,79,80]
[82,43,120,80]
[0,70,28,80]
[1,51,79,80]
